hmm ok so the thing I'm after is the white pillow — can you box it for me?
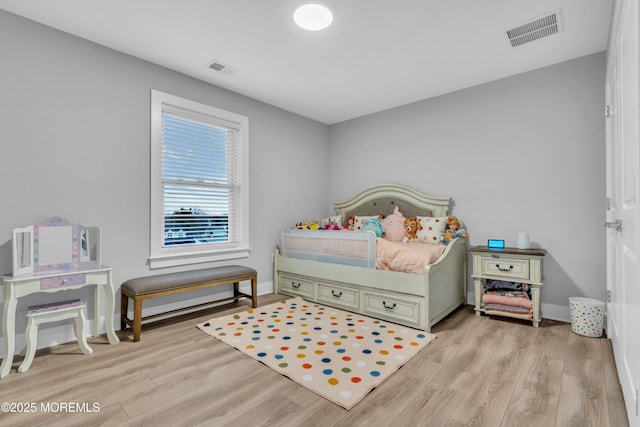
[414,216,448,243]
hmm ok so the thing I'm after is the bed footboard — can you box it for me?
[423,237,467,330]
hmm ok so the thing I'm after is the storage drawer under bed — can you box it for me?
[317,282,359,310]
[279,274,314,298]
[363,291,422,327]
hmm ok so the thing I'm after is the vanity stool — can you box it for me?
[19,299,93,373]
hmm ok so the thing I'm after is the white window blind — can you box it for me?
[161,108,240,247]
[150,90,249,268]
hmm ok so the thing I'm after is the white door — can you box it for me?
[606,1,640,424]
[605,57,621,343]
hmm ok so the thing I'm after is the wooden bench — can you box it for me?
[120,265,257,342]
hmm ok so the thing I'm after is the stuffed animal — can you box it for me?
[295,219,320,230]
[344,215,355,231]
[361,217,385,237]
[440,216,468,245]
[381,206,406,241]
[323,221,341,230]
[321,216,342,230]
[403,217,423,242]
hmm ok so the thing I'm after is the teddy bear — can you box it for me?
[402,217,423,242]
[439,216,468,245]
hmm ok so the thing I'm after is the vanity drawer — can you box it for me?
[363,291,421,327]
[41,273,87,289]
[317,282,359,310]
[480,256,530,280]
[279,274,314,298]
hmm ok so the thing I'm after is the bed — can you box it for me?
[273,184,467,332]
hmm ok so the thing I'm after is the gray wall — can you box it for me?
[328,52,607,319]
[0,11,329,351]
[0,9,606,353]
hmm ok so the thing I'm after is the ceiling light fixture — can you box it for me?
[293,2,333,31]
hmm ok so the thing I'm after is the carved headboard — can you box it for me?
[334,184,451,220]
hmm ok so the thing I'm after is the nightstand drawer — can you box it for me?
[279,274,314,298]
[317,282,359,310]
[480,256,530,280]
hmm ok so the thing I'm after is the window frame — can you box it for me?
[149,90,250,269]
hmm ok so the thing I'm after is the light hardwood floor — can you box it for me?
[0,293,630,427]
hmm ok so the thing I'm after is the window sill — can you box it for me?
[148,247,251,269]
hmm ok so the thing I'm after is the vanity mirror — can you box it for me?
[11,217,101,276]
[12,226,34,276]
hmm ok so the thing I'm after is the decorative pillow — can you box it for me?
[351,215,382,232]
[414,216,448,243]
[381,206,406,241]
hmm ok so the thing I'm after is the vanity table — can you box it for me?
[1,217,119,378]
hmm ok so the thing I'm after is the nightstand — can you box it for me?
[469,246,546,327]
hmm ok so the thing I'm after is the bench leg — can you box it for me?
[233,282,240,303]
[121,293,129,331]
[133,298,143,342]
[251,275,258,308]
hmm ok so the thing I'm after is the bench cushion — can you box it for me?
[121,265,257,296]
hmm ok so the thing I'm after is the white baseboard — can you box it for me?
[0,280,275,357]
[540,302,571,323]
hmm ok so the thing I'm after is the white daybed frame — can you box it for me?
[273,184,467,332]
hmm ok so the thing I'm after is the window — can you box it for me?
[150,90,249,268]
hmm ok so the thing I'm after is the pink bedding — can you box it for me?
[482,294,532,309]
[376,238,446,274]
[483,303,532,315]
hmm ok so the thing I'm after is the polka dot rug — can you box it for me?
[197,297,437,410]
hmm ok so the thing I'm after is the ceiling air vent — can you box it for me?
[505,10,561,47]
[208,60,239,76]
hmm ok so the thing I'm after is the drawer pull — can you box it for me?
[383,301,397,311]
[496,264,513,272]
[292,282,301,289]
[331,290,342,298]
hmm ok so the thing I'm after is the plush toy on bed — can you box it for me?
[361,217,385,237]
[323,221,341,230]
[403,217,423,242]
[295,219,320,230]
[439,216,468,245]
[344,215,355,231]
[381,206,406,241]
